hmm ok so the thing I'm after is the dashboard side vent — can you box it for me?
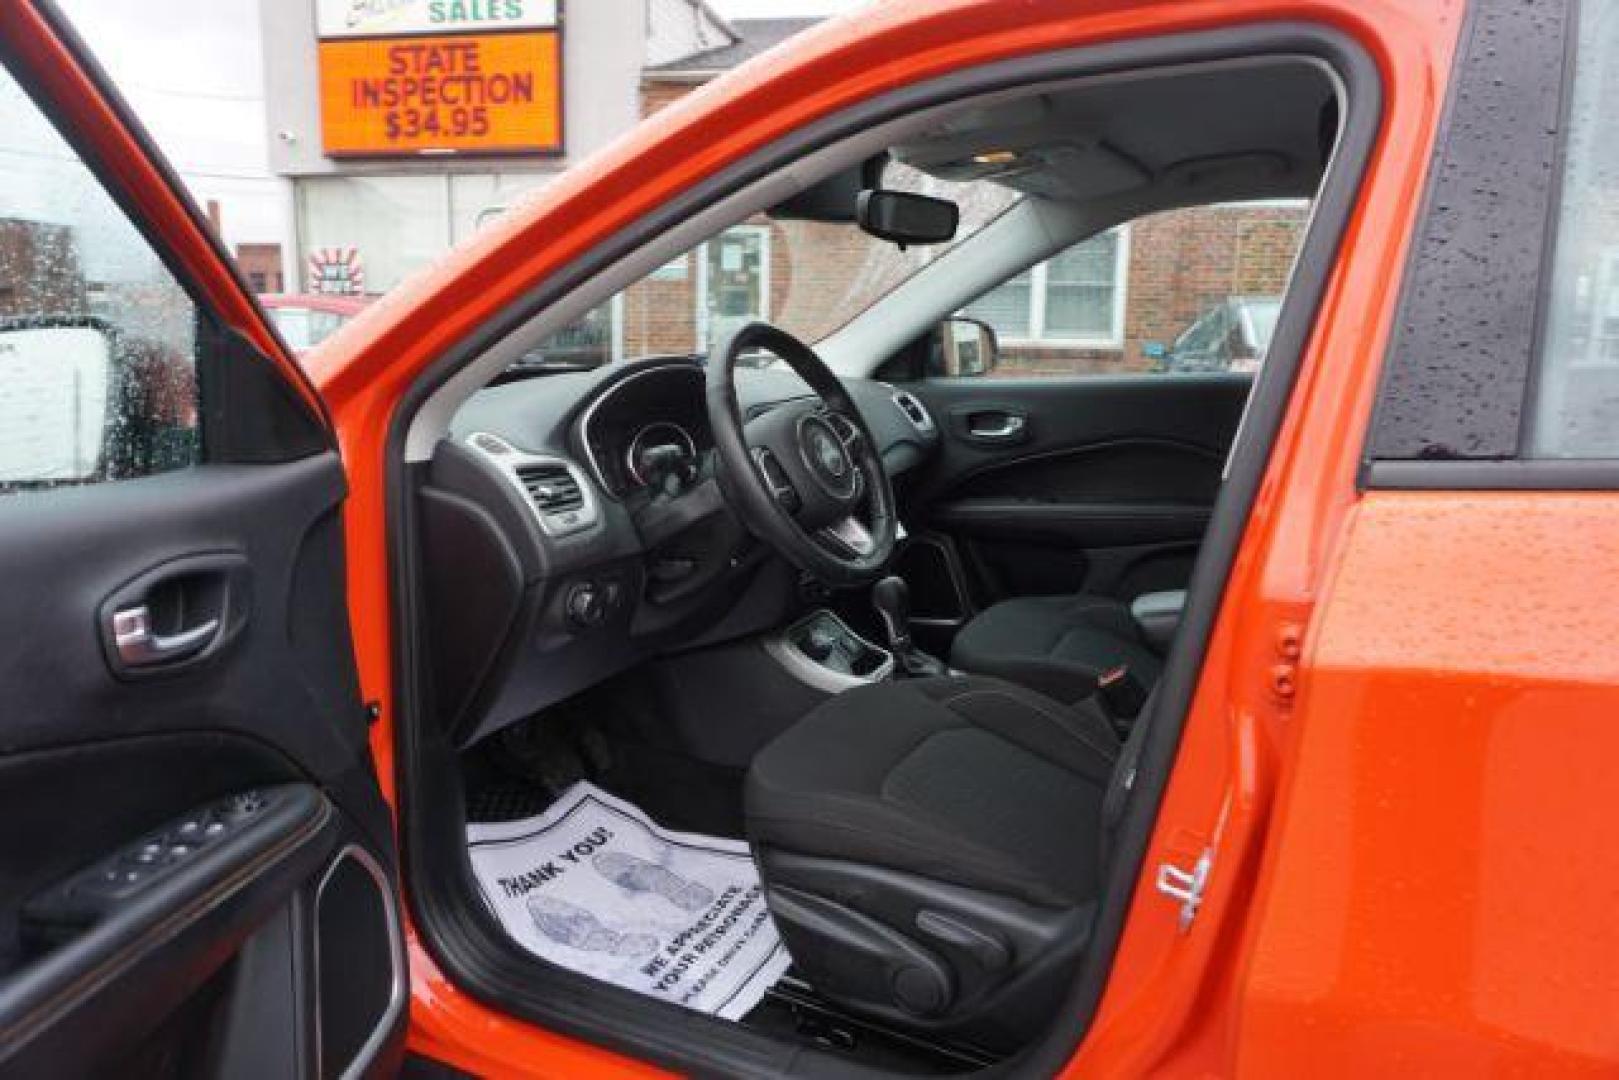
[892,390,935,434]
[466,431,598,538]
[515,463,585,515]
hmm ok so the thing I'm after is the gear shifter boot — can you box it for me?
[872,575,948,678]
[896,646,949,678]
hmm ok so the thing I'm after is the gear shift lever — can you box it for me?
[872,576,948,678]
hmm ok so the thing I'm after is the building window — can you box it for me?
[963,228,1128,346]
[696,225,771,353]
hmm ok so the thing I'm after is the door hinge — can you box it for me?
[1155,847,1213,933]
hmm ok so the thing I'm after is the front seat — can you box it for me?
[949,592,1162,705]
[746,674,1143,1049]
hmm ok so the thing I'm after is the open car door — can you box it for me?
[0,5,404,1077]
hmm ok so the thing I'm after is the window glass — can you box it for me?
[0,62,200,490]
[962,270,1033,339]
[513,162,1017,370]
[1044,231,1122,339]
[954,201,1310,379]
[1243,297,1282,349]
[963,231,1122,346]
[1530,0,1619,457]
[1173,306,1228,358]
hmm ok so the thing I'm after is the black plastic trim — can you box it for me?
[1365,457,1619,491]
[1364,0,1573,462]
[386,25,1383,1079]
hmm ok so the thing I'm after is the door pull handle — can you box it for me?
[970,415,1026,440]
[111,605,221,667]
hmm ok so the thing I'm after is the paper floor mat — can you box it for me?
[466,781,789,1020]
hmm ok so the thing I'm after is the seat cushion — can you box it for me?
[949,594,1162,705]
[745,675,1120,907]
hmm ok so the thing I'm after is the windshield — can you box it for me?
[1242,298,1283,349]
[514,163,1018,371]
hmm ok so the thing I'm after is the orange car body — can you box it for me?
[12,0,1614,1074]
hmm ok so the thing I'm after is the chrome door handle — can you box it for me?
[112,605,221,667]
[970,415,1026,440]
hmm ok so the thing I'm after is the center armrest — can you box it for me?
[1130,590,1186,654]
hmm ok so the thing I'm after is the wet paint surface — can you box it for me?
[1237,492,1619,1074]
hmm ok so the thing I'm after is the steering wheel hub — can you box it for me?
[797,414,857,496]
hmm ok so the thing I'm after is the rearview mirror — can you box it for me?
[857,189,960,246]
[937,317,998,377]
[0,318,115,483]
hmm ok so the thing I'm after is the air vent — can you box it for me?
[892,391,935,434]
[515,463,585,515]
[467,433,598,538]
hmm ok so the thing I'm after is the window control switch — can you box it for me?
[19,787,282,951]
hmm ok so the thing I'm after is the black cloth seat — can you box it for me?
[949,593,1162,705]
[745,675,1132,1043]
[747,675,1120,907]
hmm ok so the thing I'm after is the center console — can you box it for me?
[764,610,894,692]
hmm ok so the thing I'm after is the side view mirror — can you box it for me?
[938,316,998,377]
[0,318,115,484]
[857,189,960,247]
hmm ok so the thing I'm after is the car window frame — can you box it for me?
[1364,0,1601,489]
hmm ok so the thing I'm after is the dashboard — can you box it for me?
[423,357,940,745]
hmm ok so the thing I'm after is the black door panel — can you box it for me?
[931,495,1212,548]
[0,459,368,770]
[0,456,402,1078]
[5,780,337,1077]
[945,438,1228,504]
[905,374,1251,611]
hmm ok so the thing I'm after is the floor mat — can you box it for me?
[466,781,790,1021]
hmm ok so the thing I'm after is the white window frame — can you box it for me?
[994,225,1130,348]
[610,293,626,363]
[695,224,772,349]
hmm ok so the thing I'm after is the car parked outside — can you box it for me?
[1158,295,1281,373]
[259,293,368,356]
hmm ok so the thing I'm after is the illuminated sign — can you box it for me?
[314,0,562,158]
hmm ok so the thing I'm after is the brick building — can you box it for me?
[982,202,1310,375]
[0,219,86,318]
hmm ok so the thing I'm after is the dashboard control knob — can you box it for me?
[566,583,606,628]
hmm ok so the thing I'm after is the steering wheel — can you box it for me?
[706,322,897,587]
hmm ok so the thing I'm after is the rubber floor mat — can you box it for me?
[466,781,789,1020]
